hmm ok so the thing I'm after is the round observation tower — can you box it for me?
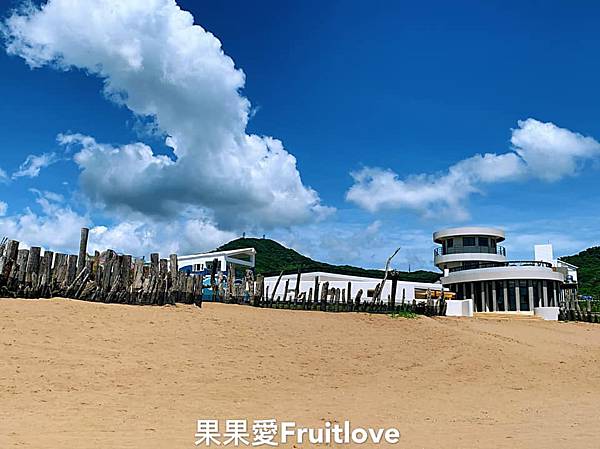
[433,226,506,271]
[433,227,565,313]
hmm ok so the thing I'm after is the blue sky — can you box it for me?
[1,0,600,270]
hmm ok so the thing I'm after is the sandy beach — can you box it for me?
[1,298,600,448]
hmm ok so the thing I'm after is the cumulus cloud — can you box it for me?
[89,219,236,257]
[347,119,600,220]
[0,191,236,256]
[0,194,89,251]
[3,0,331,230]
[511,118,600,181]
[12,152,59,178]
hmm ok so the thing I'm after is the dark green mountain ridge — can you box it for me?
[214,237,440,283]
[561,247,600,299]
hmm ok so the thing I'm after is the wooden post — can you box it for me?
[67,254,78,286]
[210,257,218,290]
[254,275,264,307]
[347,281,352,304]
[320,281,329,311]
[150,253,159,274]
[355,289,363,311]
[77,227,89,274]
[390,277,398,311]
[25,246,41,290]
[121,255,132,303]
[16,249,29,285]
[294,269,301,299]
[169,254,178,277]
[313,276,320,304]
[270,271,284,301]
[283,279,290,304]
[39,250,54,297]
[227,262,235,302]
[168,254,178,304]
[0,239,19,283]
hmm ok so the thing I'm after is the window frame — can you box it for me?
[462,236,476,246]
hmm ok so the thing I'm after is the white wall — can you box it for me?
[534,244,554,263]
[263,273,441,303]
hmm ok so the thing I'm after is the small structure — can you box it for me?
[177,247,256,276]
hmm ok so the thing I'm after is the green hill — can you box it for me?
[561,247,600,299]
[214,237,440,283]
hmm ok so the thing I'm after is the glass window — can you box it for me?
[495,281,505,311]
[478,237,489,247]
[519,280,530,311]
[447,238,454,248]
[463,236,476,246]
[463,261,479,270]
[508,280,516,311]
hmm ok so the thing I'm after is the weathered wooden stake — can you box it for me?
[270,271,284,302]
[77,227,89,274]
[390,277,398,310]
[294,269,301,299]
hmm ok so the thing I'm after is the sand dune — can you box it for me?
[1,298,600,448]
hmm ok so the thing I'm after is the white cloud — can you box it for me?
[0,168,8,183]
[89,219,236,257]
[3,0,331,231]
[0,192,235,257]
[511,118,600,181]
[347,119,600,220]
[12,152,59,179]
[0,196,89,251]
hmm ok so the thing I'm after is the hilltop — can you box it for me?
[214,237,440,283]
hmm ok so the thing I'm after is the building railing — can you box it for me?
[434,245,506,257]
[448,260,553,273]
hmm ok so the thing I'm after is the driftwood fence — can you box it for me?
[0,228,446,317]
[559,297,600,323]
[0,229,202,306]
[225,270,447,317]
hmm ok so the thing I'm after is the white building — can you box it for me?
[534,244,578,284]
[434,226,576,314]
[178,248,256,274]
[263,271,442,303]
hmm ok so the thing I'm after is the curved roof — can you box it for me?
[433,226,505,243]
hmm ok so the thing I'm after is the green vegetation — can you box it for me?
[578,300,600,312]
[390,310,419,319]
[214,237,440,283]
[561,247,600,300]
